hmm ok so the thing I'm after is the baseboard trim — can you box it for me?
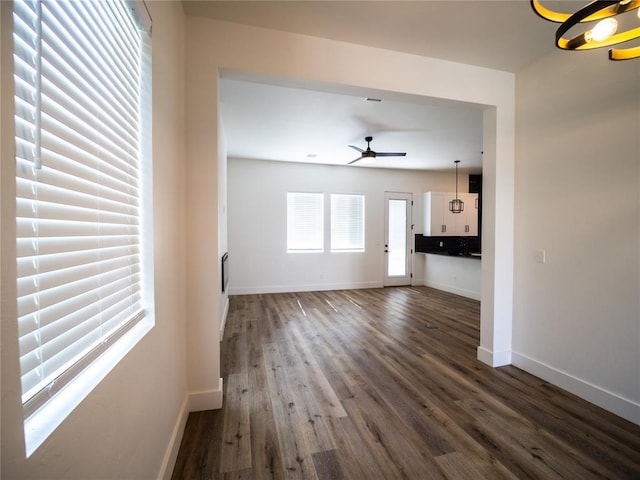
[228,281,383,296]
[189,378,224,412]
[512,351,640,426]
[157,394,189,480]
[424,280,480,301]
[220,295,230,340]
[477,346,512,367]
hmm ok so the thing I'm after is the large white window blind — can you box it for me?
[13,0,152,435]
[331,194,365,252]
[287,192,324,252]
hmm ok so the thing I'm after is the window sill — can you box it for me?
[23,317,153,457]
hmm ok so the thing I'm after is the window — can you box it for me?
[331,194,365,252]
[13,0,152,455]
[287,192,323,252]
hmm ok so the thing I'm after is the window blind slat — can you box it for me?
[73,1,141,102]
[17,247,140,279]
[40,57,138,149]
[17,269,142,345]
[42,3,139,127]
[41,86,138,167]
[17,156,140,209]
[16,174,139,221]
[18,279,142,351]
[20,323,101,400]
[20,293,143,402]
[20,314,102,374]
[17,197,140,226]
[16,217,139,239]
[18,253,141,297]
[17,235,136,257]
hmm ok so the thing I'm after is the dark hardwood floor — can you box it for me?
[172,287,640,479]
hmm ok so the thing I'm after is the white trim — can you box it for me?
[424,280,481,301]
[228,281,383,296]
[157,394,189,480]
[220,296,230,340]
[189,378,224,412]
[512,351,640,426]
[477,346,512,367]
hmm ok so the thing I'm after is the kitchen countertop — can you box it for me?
[418,251,481,259]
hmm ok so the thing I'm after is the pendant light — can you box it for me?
[449,160,464,214]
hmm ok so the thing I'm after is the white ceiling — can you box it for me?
[183,1,570,172]
[219,78,486,171]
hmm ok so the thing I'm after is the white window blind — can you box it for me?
[287,192,324,252]
[13,0,151,419]
[331,194,365,252]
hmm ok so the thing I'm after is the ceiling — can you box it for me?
[183,1,570,172]
[219,78,486,171]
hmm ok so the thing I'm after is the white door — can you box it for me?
[384,192,413,286]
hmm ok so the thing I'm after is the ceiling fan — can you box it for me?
[348,136,407,165]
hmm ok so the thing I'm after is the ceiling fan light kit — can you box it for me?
[531,0,640,60]
[348,136,406,165]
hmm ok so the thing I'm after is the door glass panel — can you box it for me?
[388,199,407,276]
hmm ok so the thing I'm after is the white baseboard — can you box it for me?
[424,280,481,301]
[477,346,512,367]
[220,295,230,340]
[512,351,640,426]
[157,394,189,480]
[228,281,383,296]
[189,377,224,412]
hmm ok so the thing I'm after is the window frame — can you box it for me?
[12,0,154,456]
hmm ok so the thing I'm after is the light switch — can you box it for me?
[535,249,546,264]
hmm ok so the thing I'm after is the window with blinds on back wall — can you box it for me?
[330,193,364,252]
[12,0,153,455]
[287,192,324,252]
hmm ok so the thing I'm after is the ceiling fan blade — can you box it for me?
[376,152,407,157]
[348,145,365,153]
[348,157,362,165]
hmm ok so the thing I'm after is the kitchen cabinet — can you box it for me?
[423,192,478,237]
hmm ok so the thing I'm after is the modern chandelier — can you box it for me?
[449,160,464,214]
[531,0,640,60]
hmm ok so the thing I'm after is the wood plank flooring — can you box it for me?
[172,287,640,479]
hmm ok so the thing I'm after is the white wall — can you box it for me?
[228,158,473,294]
[514,49,640,424]
[185,15,515,375]
[218,110,230,335]
[1,2,189,478]
[423,254,481,300]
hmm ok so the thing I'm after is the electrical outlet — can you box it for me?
[535,249,546,264]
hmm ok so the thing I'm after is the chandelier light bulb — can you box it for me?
[586,17,618,42]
